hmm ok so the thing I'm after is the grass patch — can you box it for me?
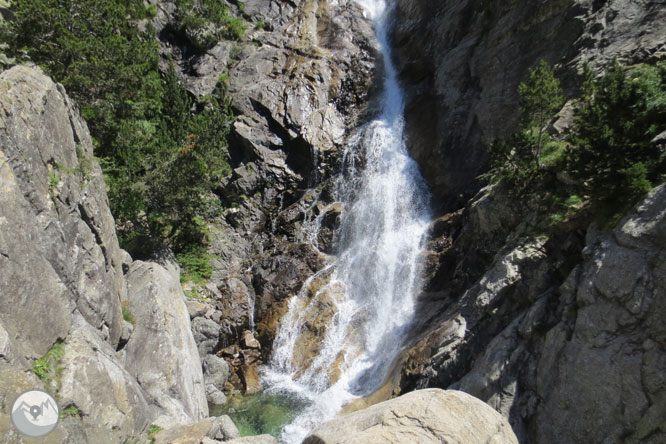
[60,406,79,419]
[540,140,567,167]
[148,424,162,444]
[31,342,65,385]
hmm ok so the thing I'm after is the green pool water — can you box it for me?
[210,391,307,438]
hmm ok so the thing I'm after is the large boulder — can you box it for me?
[124,260,208,425]
[304,388,518,444]
[58,314,152,442]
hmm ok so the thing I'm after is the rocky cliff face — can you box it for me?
[400,183,666,443]
[393,0,666,207]
[387,2,666,443]
[147,0,378,393]
[0,65,207,443]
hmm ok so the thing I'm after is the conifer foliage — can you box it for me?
[1,0,237,256]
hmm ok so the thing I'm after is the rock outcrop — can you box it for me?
[393,0,666,206]
[152,0,379,391]
[402,184,666,443]
[304,388,518,444]
[0,65,208,442]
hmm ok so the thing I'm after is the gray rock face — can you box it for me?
[0,65,125,366]
[226,0,377,190]
[0,65,209,441]
[405,184,666,443]
[533,184,666,444]
[304,389,518,444]
[125,260,208,425]
[58,314,152,441]
[192,317,222,357]
[393,0,666,205]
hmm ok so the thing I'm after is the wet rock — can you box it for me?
[239,364,261,395]
[304,389,518,444]
[242,330,261,349]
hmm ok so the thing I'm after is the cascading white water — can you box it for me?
[262,1,431,442]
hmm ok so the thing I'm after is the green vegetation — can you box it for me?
[31,342,65,385]
[48,171,60,191]
[147,424,162,444]
[121,301,135,325]
[177,244,213,284]
[174,0,246,50]
[60,406,80,419]
[484,59,666,227]
[1,0,240,263]
[483,61,565,192]
[566,62,666,209]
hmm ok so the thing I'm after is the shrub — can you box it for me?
[31,342,65,384]
[566,61,666,209]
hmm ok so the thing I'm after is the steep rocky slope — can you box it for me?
[150,0,379,393]
[0,65,206,443]
[401,184,666,443]
[393,0,666,206]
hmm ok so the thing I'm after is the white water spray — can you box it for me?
[263,1,431,442]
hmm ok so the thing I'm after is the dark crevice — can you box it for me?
[78,203,109,270]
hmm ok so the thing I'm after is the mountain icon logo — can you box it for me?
[10,389,60,437]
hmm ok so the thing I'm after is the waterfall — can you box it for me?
[262,1,431,442]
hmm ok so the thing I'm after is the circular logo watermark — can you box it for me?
[10,389,59,437]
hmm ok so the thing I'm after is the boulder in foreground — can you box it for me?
[303,388,518,444]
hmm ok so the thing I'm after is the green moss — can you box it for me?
[147,424,162,444]
[48,171,60,191]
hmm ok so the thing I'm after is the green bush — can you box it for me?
[2,0,235,259]
[121,301,135,325]
[31,342,65,384]
[60,406,80,419]
[174,0,246,49]
[566,62,666,208]
[177,244,213,284]
[482,60,564,194]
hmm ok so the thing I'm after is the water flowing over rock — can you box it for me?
[261,1,432,442]
[304,389,518,444]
